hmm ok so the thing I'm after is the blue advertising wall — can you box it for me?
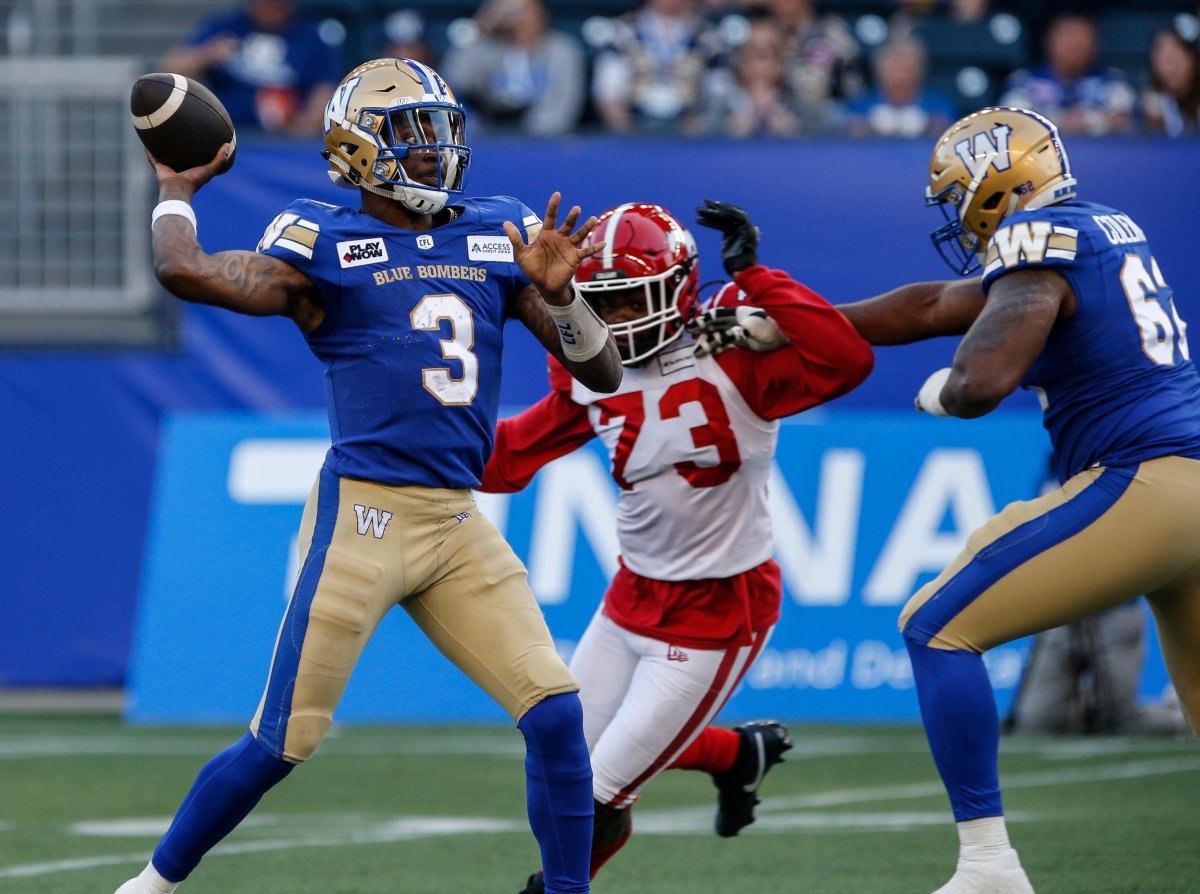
[2,137,1197,700]
[126,411,1171,724]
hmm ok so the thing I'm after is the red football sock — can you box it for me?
[668,726,740,773]
[590,824,632,879]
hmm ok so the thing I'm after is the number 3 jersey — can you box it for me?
[257,195,541,489]
[981,200,1200,484]
[482,267,874,643]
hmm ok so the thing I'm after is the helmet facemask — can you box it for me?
[578,260,695,366]
[927,182,985,276]
[358,104,469,214]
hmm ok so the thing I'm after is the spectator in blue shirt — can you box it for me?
[843,36,957,137]
[1000,13,1135,135]
[159,0,342,137]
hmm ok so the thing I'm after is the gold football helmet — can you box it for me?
[322,58,470,215]
[926,107,1077,274]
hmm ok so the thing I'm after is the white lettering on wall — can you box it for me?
[769,451,864,605]
[527,451,620,604]
[232,439,1008,613]
[863,449,996,605]
[745,641,1026,691]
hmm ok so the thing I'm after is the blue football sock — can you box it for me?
[904,637,1003,821]
[517,693,593,894]
[152,731,294,881]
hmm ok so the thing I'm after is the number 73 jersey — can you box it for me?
[510,341,782,582]
[257,195,541,489]
[482,266,875,582]
[585,343,782,580]
[982,199,1200,483]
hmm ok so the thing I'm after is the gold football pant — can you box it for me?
[250,468,578,762]
[899,455,1200,737]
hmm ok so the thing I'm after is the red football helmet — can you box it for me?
[575,203,700,365]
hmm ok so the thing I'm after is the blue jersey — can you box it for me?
[258,195,542,488]
[981,200,1200,483]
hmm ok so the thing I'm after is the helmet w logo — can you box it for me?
[953,125,1013,182]
[324,76,360,134]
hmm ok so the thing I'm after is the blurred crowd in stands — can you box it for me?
[163,0,1200,139]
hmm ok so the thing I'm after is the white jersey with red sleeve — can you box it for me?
[482,265,875,583]
[566,341,777,580]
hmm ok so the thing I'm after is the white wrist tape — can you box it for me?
[916,367,953,416]
[545,286,609,362]
[151,200,197,235]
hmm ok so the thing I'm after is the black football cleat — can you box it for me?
[711,720,793,838]
[518,870,545,894]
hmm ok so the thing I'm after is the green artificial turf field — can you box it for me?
[0,714,1196,894]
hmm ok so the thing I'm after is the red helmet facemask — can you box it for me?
[575,203,700,366]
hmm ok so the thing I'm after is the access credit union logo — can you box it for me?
[468,234,514,262]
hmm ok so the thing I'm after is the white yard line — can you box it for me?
[636,810,983,835]
[1,732,1190,761]
[626,755,1200,823]
[0,817,522,879]
[0,736,525,760]
[2,754,1196,879]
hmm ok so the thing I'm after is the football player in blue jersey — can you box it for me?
[115,58,621,894]
[832,107,1200,892]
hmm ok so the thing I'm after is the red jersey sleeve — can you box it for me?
[713,265,874,420]
[479,357,596,493]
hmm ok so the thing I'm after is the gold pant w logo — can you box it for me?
[250,468,577,762]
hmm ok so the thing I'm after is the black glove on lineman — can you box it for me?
[695,199,760,276]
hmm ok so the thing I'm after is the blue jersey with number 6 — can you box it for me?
[981,199,1200,483]
[257,196,541,488]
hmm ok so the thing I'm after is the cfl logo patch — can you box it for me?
[353,504,393,539]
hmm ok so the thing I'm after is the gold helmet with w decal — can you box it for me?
[322,58,470,215]
[926,107,1077,274]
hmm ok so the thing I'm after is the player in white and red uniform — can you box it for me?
[482,201,874,893]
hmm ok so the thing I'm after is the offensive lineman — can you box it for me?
[114,58,621,894]
[481,200,875,891]
[829,107,1200,892]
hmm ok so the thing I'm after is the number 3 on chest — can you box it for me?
[411,292,478,406]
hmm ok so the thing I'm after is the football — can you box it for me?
[130,72,237,173]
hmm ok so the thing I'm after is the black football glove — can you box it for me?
[695,199,760,276]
